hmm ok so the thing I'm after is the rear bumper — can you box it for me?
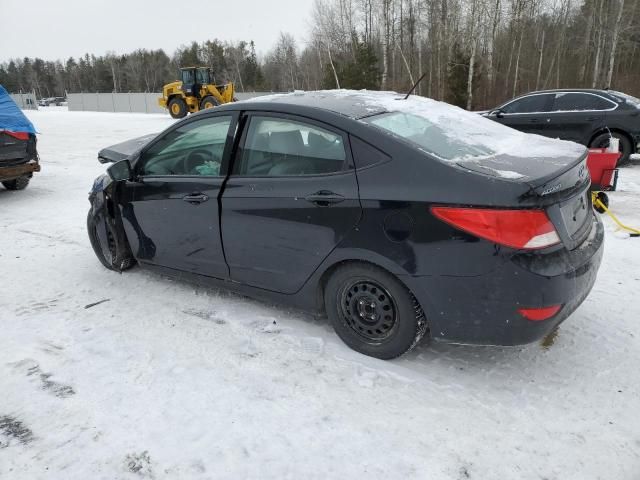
[402,215,604,346]
[0,160,40,181]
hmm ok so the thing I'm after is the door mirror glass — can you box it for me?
[107,159,133,182]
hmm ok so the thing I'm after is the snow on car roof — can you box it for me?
[249,90,587,173]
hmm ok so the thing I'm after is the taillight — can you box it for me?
[431,206,560,250]
[2,130,29,141]
[518,305,562,321]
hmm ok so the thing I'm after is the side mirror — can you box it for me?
[490,109,505,119]
[107,159,133,182]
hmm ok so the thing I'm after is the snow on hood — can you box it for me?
[253,90,587,179]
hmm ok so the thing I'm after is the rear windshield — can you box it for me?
[364,111,494,161]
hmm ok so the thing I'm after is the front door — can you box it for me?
[491,93,554,134]
[221,113,362,294]
[122,114,236,278]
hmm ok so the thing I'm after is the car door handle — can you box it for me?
[182,193,209,204]
[305,191,345,206]
[529,118,540,123]
[586,116,599,121]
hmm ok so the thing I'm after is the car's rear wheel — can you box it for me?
[2,175,30,190]
[168,97,188,119]
[87,210,135,271]
[200,95,220,110]
[325,263,428,359]
[589,132,633,166]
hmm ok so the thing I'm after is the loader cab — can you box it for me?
[180,67,212,97]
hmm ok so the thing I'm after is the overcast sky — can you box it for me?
[0,0,315,62]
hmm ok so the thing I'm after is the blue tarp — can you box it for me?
[0,85,36,134]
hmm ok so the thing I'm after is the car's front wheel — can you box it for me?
[325,263,428,359]
[2,175,30,190]
[87,210,135,271]
[590,132,633,166]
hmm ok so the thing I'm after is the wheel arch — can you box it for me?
[589,127,635,152]
[88,187,135,271]
[313,255,432,337]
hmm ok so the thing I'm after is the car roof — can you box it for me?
[509,88,619,100]
[223,90,394,119]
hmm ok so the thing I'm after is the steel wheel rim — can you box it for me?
[340,280,398,342]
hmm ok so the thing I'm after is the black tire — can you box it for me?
[87,210,135,271]
[168,97,188,119]
[324,263,428,359]
[200,95,220,110]
[589,132,633,167]
[2,175,30,190]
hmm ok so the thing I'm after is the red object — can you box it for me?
[587,149,620,189]
[431,207,560,250]
[518,305,562,321]
[1,130,29,140]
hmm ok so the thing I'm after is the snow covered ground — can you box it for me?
[1,108,639,479]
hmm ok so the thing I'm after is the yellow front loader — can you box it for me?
[158,67,236,119]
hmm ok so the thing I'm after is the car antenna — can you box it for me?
[402,73,428,100]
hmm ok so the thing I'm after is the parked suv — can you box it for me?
[0,85,40,190]
[484,89,640,165]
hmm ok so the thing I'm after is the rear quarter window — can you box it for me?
[349,136,390,169]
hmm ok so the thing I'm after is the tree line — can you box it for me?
[1,0,638,110]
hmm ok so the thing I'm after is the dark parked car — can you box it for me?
[484,89,640,165]
[88,91,604,359]
[0,85,40,190]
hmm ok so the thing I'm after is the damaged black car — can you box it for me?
[88,90,604,359]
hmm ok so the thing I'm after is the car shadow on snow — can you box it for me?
[131,267,555,374]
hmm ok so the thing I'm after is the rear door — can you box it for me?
[122,113,237,278]
[544,92,615,143]
[221,113,361,294]
[490,94,554,134]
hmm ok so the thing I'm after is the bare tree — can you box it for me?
[605,0,626,88]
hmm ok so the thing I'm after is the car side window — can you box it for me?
[502,94,552,114]
[139,116,232,176]
[350,136,390,168]
[237,116,347,176]
[552,93,614,111]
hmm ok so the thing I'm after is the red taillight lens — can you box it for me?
[431,206,560,250]
[2,130,29,141]
[518,305,562,321]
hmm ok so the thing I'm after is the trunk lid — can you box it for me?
[0,131,35,166]
[97,133,157,164]
[457,145,592,251]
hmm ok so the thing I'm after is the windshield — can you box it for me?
[365,111,493,160]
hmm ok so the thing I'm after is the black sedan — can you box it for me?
[88,91,604,359]
[484,89,640,165]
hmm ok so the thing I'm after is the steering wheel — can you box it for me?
[182,148,219,174]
